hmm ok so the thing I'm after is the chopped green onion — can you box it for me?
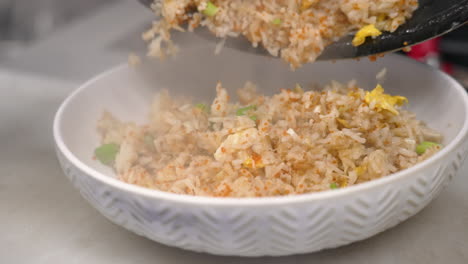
[249,115,258,121]
[202,2,219,17]
[272,18,282,25]
[330,182,339,189]
[236,105,257,116]
[95,143,119,165]
[195,103,209,113]
[416,141,442,155]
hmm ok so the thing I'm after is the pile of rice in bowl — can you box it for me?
[144,0,419,68]
[94,81,442,197]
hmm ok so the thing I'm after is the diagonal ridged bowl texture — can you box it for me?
[54,47,468,256]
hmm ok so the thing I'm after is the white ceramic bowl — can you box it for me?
[54,48,468,256]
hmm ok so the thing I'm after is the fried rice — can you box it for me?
[95,81,442,197]
[143,0,418,68]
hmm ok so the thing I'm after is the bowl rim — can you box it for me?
[53,56,468,207]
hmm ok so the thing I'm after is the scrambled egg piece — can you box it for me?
[301,0,319,11]
[336,118,351,128]
[337,178,348,188]
[238,147,265,169]
[364,84,408,115]
[354,165,367,176]
[352,24,382,46]
[214,128,259,161]
[377,14,387,22]
[243,155,265,169]
[348,91,362,99]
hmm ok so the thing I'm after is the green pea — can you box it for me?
[249,115,258,121]
[272,18,282,25]
[202,2,219,17]
[416,141,442,155]
[95,143,119,165]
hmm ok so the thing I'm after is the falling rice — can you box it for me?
[144,0,419,68]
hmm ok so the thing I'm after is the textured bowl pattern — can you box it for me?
[55,144,467,256]
[54,51,468,256]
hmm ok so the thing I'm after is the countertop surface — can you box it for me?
[1,1,467,263]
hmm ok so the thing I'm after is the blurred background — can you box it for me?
[0,0,145,81]
[0,0,115,57]
[0,0,466,85]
